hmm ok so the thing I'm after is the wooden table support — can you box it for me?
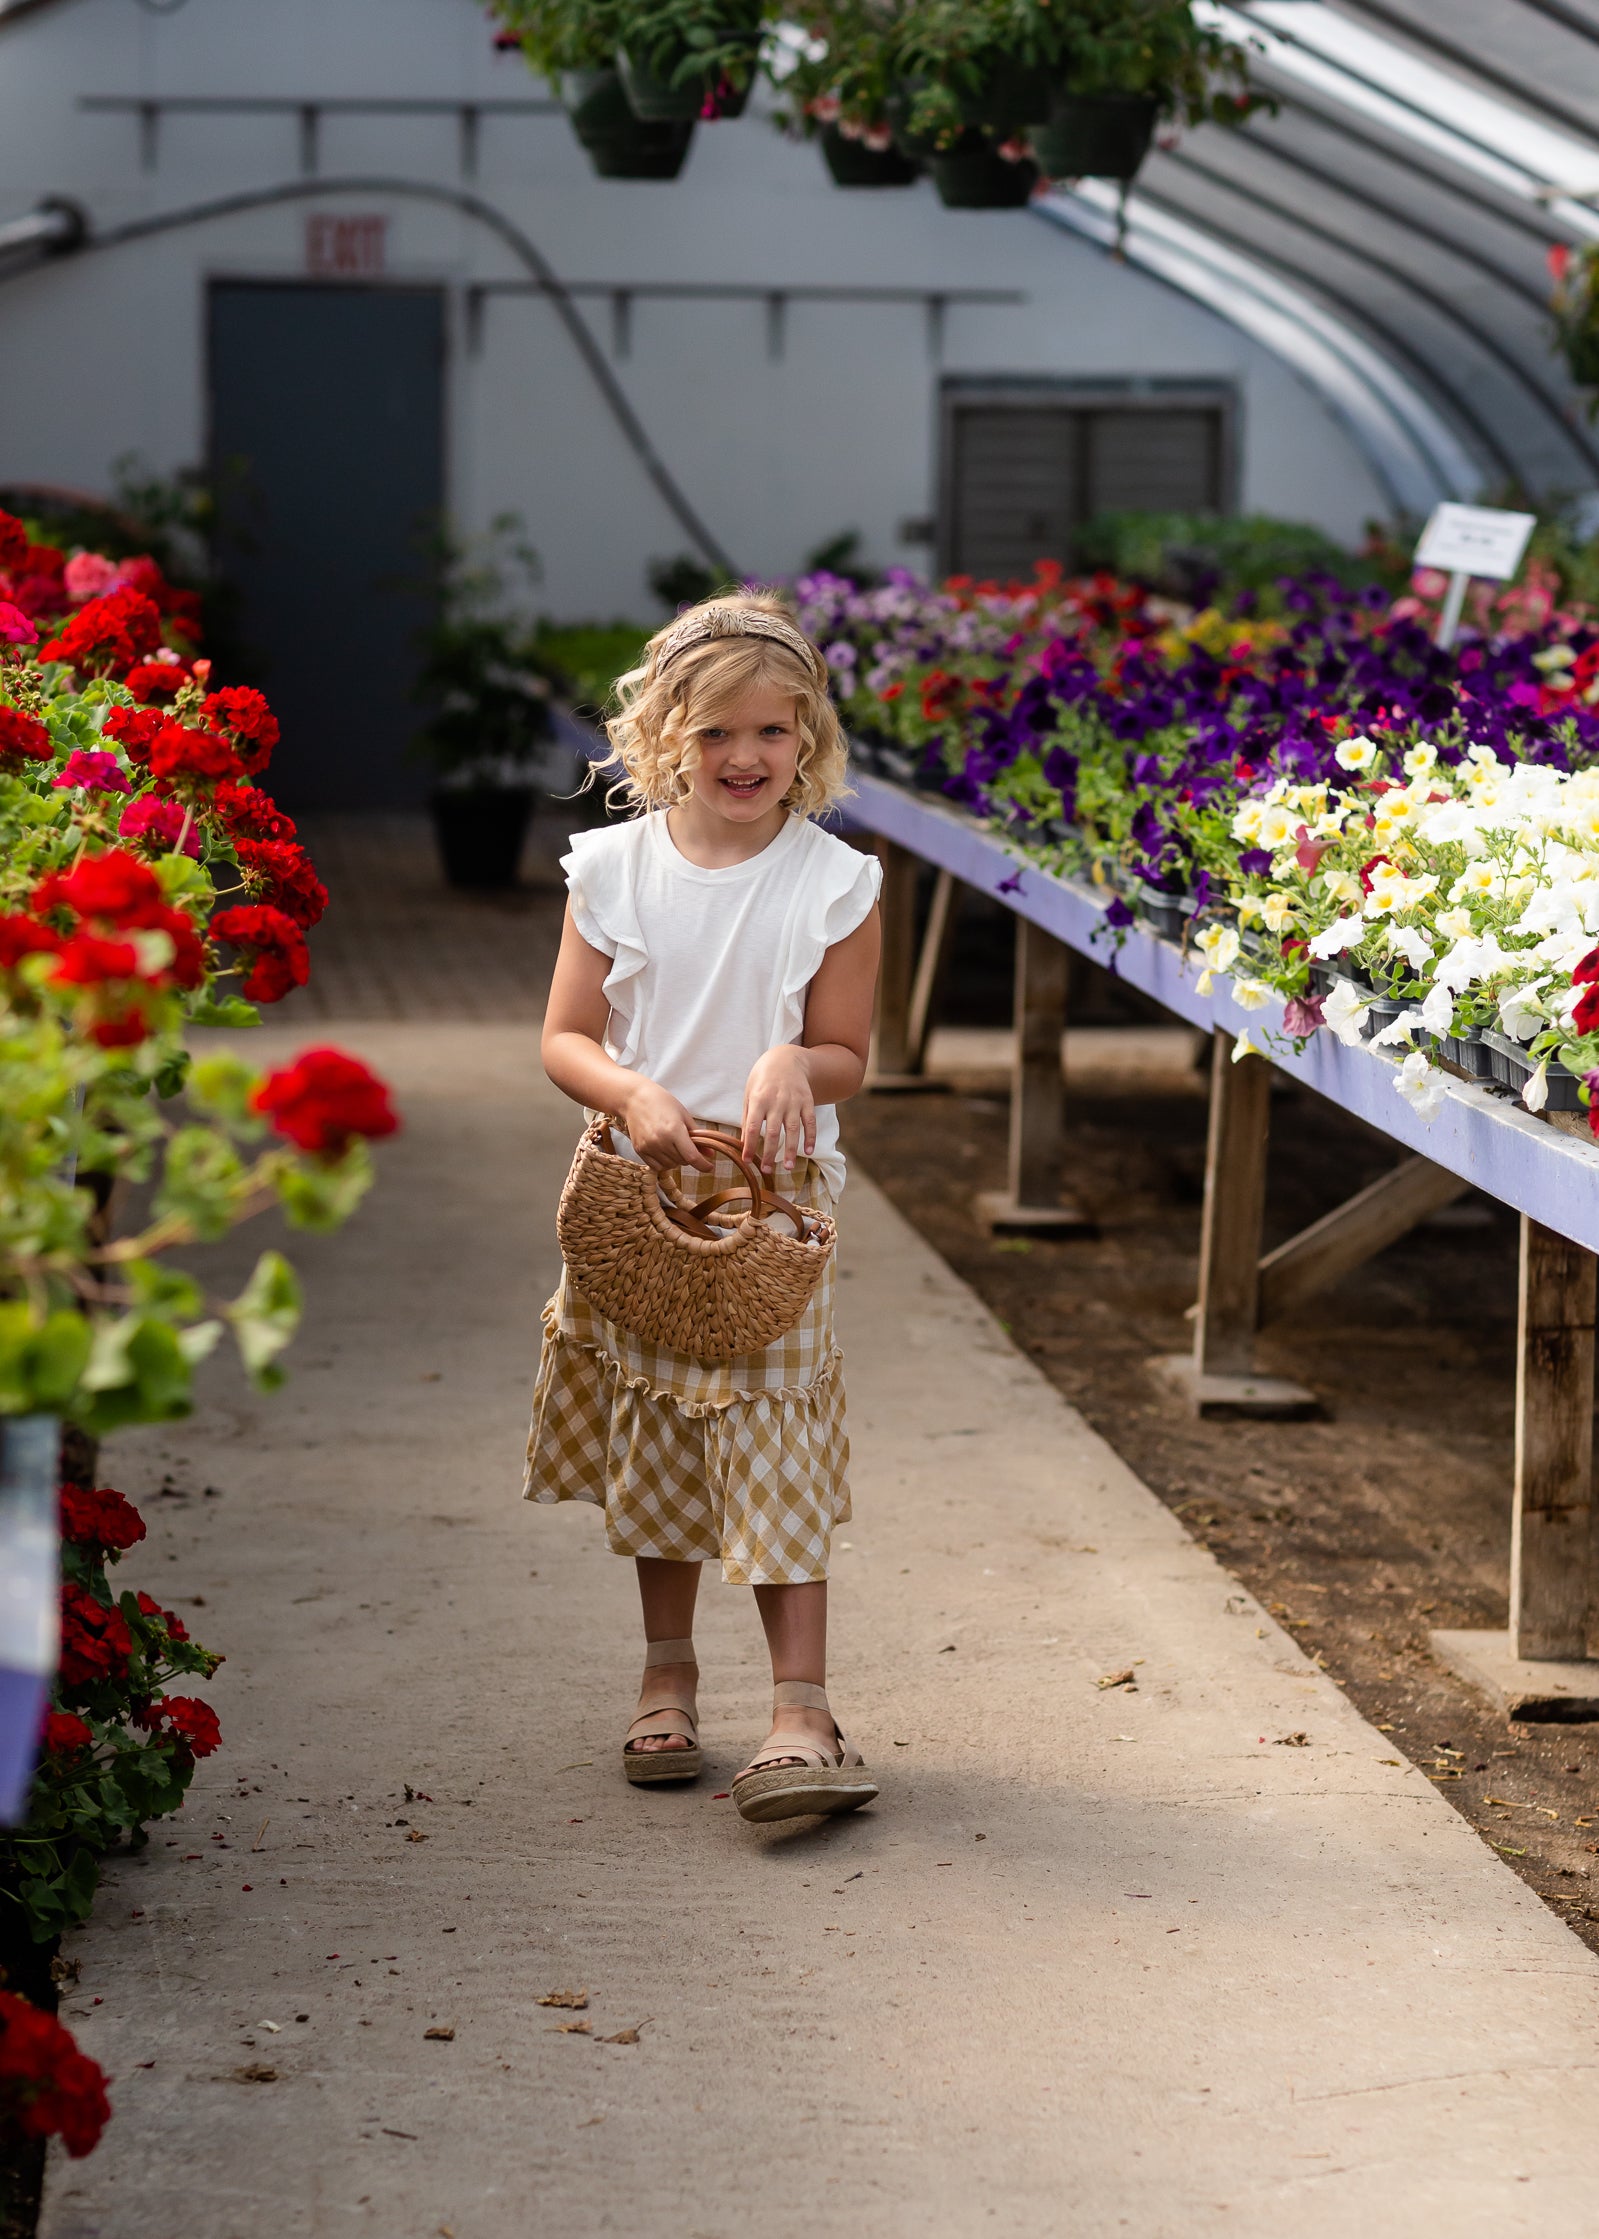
[1435,1219,1599,1711]
[869,840,955,1091]
[1151,1031,1316,1417]
[975,919,1095,1238]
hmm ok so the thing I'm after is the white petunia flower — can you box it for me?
[1522,1060,1550,1114]
[1335,736,1377,772]
[1322,980,1371,1045]
[1435,907,1474,941]
[1230,1028,1267,1063]
[1260,892,1297,933]
[1403,741,1439,778]
[1231,977,1271,1011]
[1420,982,1455,1034]
[1308,912,1367,959]
[1372,1009,1425,1047]
[1498,984,1546,1042]
[1319,869,1365,908]
[1195,923,1240,972]
[1386,924,1434,971]
[1395,1050,1446,1121]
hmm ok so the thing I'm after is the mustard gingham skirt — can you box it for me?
[524,1134,850,1585]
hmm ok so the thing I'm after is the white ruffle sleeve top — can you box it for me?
[562,809,882,1198]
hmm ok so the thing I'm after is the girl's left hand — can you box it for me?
[742,1046,816,1175]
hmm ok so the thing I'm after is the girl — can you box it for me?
[527,593,883,1825]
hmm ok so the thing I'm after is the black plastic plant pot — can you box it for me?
[617,39,756,123]
[1032,91,1157,181]
[430,786,535,890]
[1481,1032,1587,1111]
[1441,1030,1495,1081]
[928,134,1039,208]
[561,68,696,177]
[821,125,922,187]
[1132,881,1192,942]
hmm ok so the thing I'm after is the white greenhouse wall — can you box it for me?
[0,0,1391,623]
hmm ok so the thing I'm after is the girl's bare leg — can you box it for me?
[752,1580,836,1752]
[632,1556,701,1753]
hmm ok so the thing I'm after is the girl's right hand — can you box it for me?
[619,1080,711,1174]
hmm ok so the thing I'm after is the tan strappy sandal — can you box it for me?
[622,1636,702,1786]
[731,1681,878,1823]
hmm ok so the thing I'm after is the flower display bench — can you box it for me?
[840,770,1599,1711]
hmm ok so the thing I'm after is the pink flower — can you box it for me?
[53,749,133,795]
[118,794,201,857]
[62,551,118,605]
[0,602,37,646]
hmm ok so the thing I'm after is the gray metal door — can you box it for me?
[208,281,445,810]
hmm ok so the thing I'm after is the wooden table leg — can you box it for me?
[1512,1217,1598,1661]
[870,837,917,1082]
[1150,1030,1315,1418]
[975,919,1094,1237]
[1433,1219,1599,1714]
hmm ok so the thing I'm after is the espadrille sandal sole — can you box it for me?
[733,1765,878,1822]
[624,1745,703,1786]
[623,1636,701,1787]
[731,1680,876,1823]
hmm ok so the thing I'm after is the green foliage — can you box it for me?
[486,0,623,74]
[531,619,651,715]
[1077,510,1394,610]
[614,0,769,92]
[411,516,555,784]
[224,1250,302,1386]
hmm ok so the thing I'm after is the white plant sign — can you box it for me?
[1414,503,1537,649]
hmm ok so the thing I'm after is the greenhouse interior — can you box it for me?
[6,0,1599,2232]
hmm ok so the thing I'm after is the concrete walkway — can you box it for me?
[40,1024,1599,2239]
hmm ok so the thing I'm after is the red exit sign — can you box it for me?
[305,214,387,277]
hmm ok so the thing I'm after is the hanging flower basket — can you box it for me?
[1031,91,1157,181]
[927,132,1039,209]
[617,29,759,122]
[956,56,1056,133]
[560,67,696,177]
[820,123,921,187]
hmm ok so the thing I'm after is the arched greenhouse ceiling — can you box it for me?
[1036,0,1599,514]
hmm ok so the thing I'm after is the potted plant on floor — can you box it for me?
[412,518,557,891]
[489,0,698,178]
[615,0,770,121]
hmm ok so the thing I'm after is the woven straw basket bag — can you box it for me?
[557,1116,836,1361]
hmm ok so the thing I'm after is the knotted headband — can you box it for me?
[653,603,825,679]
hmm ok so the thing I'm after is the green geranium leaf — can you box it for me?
[225,1250,302,1385]
[275,1139,374,1232]
[187,1050,265,1128]
[188,995,261,1030]
[154,1124,249,1241]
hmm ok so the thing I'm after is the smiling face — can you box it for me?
[685,684,802,826]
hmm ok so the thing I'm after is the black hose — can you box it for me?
[5,172,737,576]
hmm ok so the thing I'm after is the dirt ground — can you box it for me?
[842,1038,1599,1957]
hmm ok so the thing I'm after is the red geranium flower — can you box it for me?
[0,913,61,969]
[0,1992,112,2158]
[89,1007,150,1049]
[42,1711,94,1756]
[102,706,167,761]
[52,932,142,988]
[58,1580,133,1689]
[211,779,296,844]
[34,849,162,926]
[202,687,279,776]
[210,902,310,1003]
[134,1590,189,1643]
[253,1045,399,1155]
[0,705,52,764]
[148,720,242,786]
[148,1694,221,1758]
[233,838,328,928]
[0,510,29,575]
[122,660,188,704]
[38,587,163,675]
[59,1481,146,1553]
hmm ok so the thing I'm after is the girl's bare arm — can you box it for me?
[742,905,881,1172]
[541,906,711,1171]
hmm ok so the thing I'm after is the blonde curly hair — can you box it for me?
[601,592,850,817]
